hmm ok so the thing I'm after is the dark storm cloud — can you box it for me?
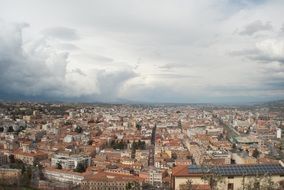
[0,20,137,101]
[96,69,138,101]
[0,21,69,97]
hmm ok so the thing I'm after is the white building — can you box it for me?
[51,154,91,169]
[277,128,282,139]
[43,168,86,185]
[147,168,163,186]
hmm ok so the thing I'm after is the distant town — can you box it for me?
[0,100,283,189]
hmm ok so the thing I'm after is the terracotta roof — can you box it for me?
[85,171,144,182]
[13,149,48,157]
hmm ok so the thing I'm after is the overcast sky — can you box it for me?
[0,0,283,103]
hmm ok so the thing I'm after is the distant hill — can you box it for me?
[260,99,284,107]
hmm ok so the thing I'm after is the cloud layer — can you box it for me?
[0,0,283,103]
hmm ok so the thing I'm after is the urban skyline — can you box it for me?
[1,1,284,189]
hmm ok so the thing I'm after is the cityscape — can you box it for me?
[0,101,283,189]
[1,0,284,190]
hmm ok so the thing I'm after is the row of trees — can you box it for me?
[110,140,128,150]
[132,140,146,150]
[0,125,27,133]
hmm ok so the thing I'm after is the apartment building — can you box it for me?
[51,153,91,169]
[13,149,48,165]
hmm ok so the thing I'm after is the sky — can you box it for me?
[0,0,283,103]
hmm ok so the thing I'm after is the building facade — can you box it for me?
[172,163,284,190]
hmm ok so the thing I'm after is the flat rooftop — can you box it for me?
[188,163,284,176]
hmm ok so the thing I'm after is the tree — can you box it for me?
[7,126,14,132]
[202,172,224,190]
[131,144,136,159]
[9,154,15,163]
[279,180,284,190]
[261,174,279,190]
[136,123,142,130]
[217,133,224,141]
[20,166,32,187]
[172,152,178,160]
[56,162,62,169]
[242,174,279,190]
[178,120,182,128]
[240,174,279,190]
[252,148,260,158]
[200,164,224,190]
[64,120,72,125]
[142,183,155,190]
[73,163,86,173]
[180,179,193,190]
[111,140,127,150]
[75,126,83,133]
[242,175,261,190]
[87,140,93,145]
[126,181,140,190]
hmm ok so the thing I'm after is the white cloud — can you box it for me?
[255,39,284,63]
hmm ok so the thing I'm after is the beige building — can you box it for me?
[13,149,48,165]
[172,163,284,190]
[81,171,143,190]
[0,168,21,185]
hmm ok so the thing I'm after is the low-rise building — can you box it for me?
[43,168,89,185]
[13,149,48,165]
[172,163,284,190]
[139,168,164,187]
[81,171,143,190]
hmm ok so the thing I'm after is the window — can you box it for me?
[228,183,234,190]
[228,176,234,179]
